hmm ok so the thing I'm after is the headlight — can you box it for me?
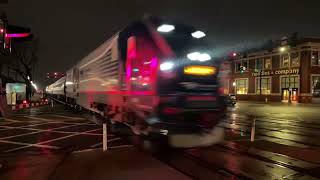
[187,52,211,61]
[157,24,175,33]
[187,52,200,61]
[160,61,174,71]
[198,53,211,61]
[191,31,206,39]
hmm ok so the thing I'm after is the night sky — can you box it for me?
[4,0,320,87]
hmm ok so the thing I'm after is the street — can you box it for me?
[0,102,320,179]
[0,105,131,153]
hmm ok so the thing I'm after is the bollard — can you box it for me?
[103,123,108,151]
[250,116,256,142]
[51,100,54,108]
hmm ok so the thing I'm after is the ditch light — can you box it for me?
[184,66,216,76]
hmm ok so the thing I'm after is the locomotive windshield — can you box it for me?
[157,23,211,60]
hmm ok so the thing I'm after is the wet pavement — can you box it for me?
[1,102,320,179]
[0,105,131,154]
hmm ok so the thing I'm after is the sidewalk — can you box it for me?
[238,100,320,107]
[0,147,191,180]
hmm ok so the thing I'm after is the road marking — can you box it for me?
[0,124,84,140]
[0,122,95,135]
[4,118,22,122]
[90,137,121,148]
[0,139,60,152]
[51,114,85,120]
[23,116,93,125]
[109,145,134,149]
[1,128,103,153]
[37,128,102,145]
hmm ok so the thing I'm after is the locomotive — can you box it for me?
[46,17,225,148]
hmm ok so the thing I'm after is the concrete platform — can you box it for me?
[51,147,191,180]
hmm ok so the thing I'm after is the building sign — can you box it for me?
[252,68,299,77]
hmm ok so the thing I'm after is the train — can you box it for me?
[46,16,225,148]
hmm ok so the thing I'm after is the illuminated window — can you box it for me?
[264,57,272,69]
[256,77,271,94]
[312,76,320,97]
[235,60,248,72]
[235,79,248,94]
[311,51,320,66]
[291,52,299,67]
[255,58,263,70]
[281,76,299,89]
[281,54,289,68]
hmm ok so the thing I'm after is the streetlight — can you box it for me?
[279,46,291,103]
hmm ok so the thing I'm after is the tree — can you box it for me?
[0,38,39,100]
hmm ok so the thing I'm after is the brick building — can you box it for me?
[221,37,320,103]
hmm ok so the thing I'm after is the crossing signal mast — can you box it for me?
[0,15,32,52]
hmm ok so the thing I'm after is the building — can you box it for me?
[223,37,320,103]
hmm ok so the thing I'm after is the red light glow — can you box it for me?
[232,52,237,57]
[162,107,181,114]
[0,29,4,33]
[6,33,30,38]
[23,100,27,104]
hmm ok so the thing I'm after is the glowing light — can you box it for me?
[31,81,38,91]
[66,81,73,85]
[23,100,27,104]
[157,24,175,33]
[191,31,206,38]
[0,29,4,33]
[54,72,57,75]
[160,62,174,71]
[279,47,286,52]
[187,52,212,61]
[187,52,201,61]
[233,82,236,86]
[6,33,30,38]
[27,76,30,80]
[133,68,139,72]
[232,52,237,57]
[198,53,211,61]
[184,66,216,76]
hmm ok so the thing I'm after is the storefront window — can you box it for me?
[235,62,241,72]
[255,58,263,70]
[311,51,320,66]
[235,60,248,72]
[312,76,320,97]
[281,76,299,89]
[281,54,289,68]
[264,58,272,69]
[256,77,271,94]
[235,79,248,94]
[291,52,299,67]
